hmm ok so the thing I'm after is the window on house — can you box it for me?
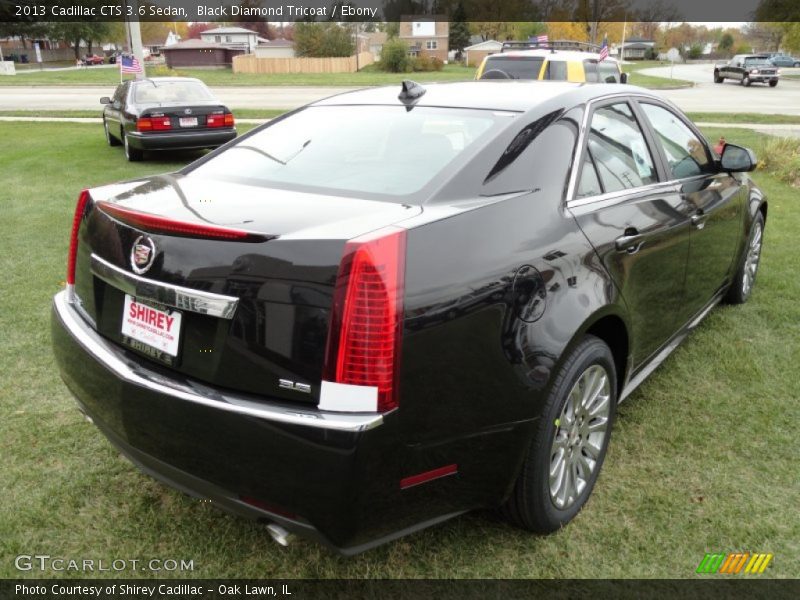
[214,36,221,43]
[426,40,438,50]
[226,36,232,43]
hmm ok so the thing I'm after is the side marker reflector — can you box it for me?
[400,464,458,490]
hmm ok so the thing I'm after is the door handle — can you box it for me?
[691,210,708,229]
[615,229,644,254]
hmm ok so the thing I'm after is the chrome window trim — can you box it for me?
[565,92,689,210]
[91,253,239,319]
[54,290,383,432]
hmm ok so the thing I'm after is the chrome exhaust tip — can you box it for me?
[266,523,293,547]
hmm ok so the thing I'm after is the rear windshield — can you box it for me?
[744,57,770,66]
[186,105,509,201]
[134,81,214,104]
[481,56,544,80]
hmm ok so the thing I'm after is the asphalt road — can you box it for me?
[638,63,800,115]
[1,62,798,113]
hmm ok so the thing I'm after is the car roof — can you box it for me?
[487,49,619,63]
[313,81,661,113]
[131,77,205,85]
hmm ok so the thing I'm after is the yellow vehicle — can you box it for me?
[476,41,627,84]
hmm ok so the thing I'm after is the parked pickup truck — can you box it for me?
[714,54,779,87]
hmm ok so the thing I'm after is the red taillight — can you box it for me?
[66,189,90,288]
[324,227,406,412]
[137,116,171,131]
[207,113,234,128]
[96,202,270,242]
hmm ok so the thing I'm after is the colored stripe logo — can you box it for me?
[696,552,773,574]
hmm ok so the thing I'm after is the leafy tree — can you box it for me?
[378,37,410,72]
[186,22,214,39]
[687,43,702,59]
[294,23,354,58]
[719,33,734,54]
[49,22,110,58]
[449,1,471,59]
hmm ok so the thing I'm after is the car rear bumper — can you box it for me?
[51,289,465,554]
[127,129,236,151]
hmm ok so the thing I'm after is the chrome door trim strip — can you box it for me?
[91,253,239,319]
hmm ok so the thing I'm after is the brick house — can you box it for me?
[399,19,449,62]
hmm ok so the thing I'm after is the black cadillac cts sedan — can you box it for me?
[52,81,766,554]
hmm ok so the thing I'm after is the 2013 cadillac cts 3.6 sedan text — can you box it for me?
[52,81,766,554]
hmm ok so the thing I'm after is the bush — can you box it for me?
[758,137,800,188]
[379,38,410,72]
[687,44,703,60]
[410,55,444,72]
[149,65,179,77]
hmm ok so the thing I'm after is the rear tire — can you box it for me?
[501,335,617,533]
[104,119,120,146]
[725,212,764,305]
[793,62,800,68]
[123,131,143,162]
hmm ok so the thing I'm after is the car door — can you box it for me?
[567,99,693,367]
[106,82,127,131]
[637,101,744,321]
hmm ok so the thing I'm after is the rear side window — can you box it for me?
[640,103,714,179]
[583,60,599,83]
[584,103,657,193]
[598,61,620,83]
[545,61,568,81]
[480,56,544,80]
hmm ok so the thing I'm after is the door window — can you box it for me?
[640,103,713,179]
[585,103,657,193]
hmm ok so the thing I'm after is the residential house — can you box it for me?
[161,39,245,68]
[200,26,259,54]
[357,31,387,60]
[463,39,503,67]
[254,38,295,59]
[620,36,656,60]
[399,19,449,62]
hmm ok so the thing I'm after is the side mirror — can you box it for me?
[619,72,628,84]
[720,143,757,172]
[100,96,111,104]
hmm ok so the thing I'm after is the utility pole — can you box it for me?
[127,0,146,79]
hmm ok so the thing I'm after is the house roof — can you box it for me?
[201,27,257,36]
[625,36,654,43]
[464,40,503,51]
[257,38,294,48]
[161,39,229,51]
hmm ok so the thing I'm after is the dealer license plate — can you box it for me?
[121,295,182,364]
[179,117,198,128]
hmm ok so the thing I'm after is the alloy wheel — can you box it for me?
[549,364,611,510]
[742,221,763,297]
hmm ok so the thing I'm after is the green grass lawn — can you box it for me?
[623,60,694,89]
[0,109,287,120]
[0,61,693,90]
[0,122,798,579]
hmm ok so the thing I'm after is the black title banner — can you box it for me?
[1,0,798,23]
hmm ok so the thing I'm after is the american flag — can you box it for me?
[120,55,142,74]
[599,37,609,61]
[536,34,549,44]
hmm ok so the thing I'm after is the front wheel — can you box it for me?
[714,72,724,83]
[123,131,143,162]
[742,75,751,87]
[769,80,778,87]
[501,335,617,533]
[725,212,764,305]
